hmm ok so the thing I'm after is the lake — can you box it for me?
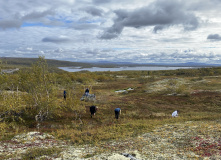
[59,66,195,72]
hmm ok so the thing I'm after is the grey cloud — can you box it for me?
[99,23,123,39]
[92,0,111,4]
[0,0,73,29]
[92,0,130,5]
[100,0,199,39]
[42,36,72,43]
[83,6,104,16]
[153,25,165,33]
[0,9,55,29]
[187,0,221,11]
[0,20,22,29]
[72,23,99,30]
[54,48,64,53]
[22,10,55,21]
[207,34,221,41]
[99,33,118,39]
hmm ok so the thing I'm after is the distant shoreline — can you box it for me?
[59,66,198,72]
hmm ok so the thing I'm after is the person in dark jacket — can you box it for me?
[63,90,67,100]
[90,105,98,118]
[85,88,89,96]
[114,108,121,119]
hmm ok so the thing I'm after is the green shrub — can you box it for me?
[21,147,62,160]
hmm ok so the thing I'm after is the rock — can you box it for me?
[12,132,54,143]
[122,153,139,160]
[107,153,130,160]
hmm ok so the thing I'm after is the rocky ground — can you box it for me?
[1,120,221,160]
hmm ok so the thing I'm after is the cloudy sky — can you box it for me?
[1,0,221,64]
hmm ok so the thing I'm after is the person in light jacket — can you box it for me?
[172,110,179,117]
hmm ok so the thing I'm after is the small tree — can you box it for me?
[19,56,58,121]
[0,90,26,122]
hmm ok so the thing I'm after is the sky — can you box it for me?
[0,0,221,64]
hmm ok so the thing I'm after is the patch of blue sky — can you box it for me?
[22,22,49,27]
[49,14,103,25]
[49,16,73,24]
[84,19,101,24]
[113,48,132,50]
[64,20,73,23]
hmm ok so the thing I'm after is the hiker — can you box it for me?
[172,110,179,117]
[114,108,121,119]
[63,90,67,100]
[85,88,89,96]
[90,105,98,118]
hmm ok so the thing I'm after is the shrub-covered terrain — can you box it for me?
[0,57,221,159]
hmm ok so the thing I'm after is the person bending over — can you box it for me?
[90,105,98,118]
[172,110,179,117]
[114,108,121,119]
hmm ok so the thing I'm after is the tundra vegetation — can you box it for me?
[0,57,221,159]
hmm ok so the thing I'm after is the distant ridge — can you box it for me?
[148,62,221,67]
[0,57,93,68]
[1,57,221,68]
[92,60,221,67]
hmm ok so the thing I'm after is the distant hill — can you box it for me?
[0,57,145,69]
[1,57,221,69]
[0,57,93,68]
[86,60,221,67]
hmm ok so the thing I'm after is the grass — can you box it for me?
[1,65,221,158]
[2,75,221,141]
[50,74,221,147]
[21,147,62,160]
